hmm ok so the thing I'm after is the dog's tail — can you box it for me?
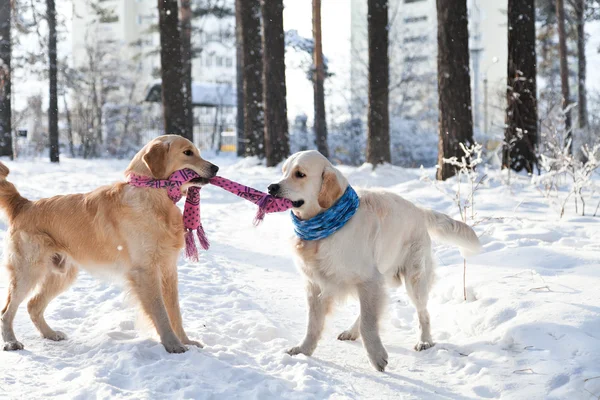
[423,209,482,257]
[0,162,29,221]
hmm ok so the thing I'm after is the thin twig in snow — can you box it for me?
[529,286,551,292]
[513,368,535,374]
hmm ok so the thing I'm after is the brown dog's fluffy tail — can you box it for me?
[0,162,29,221]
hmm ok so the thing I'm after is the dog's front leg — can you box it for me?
[160,262,203,348]
[128,266,187,354]
[287,281,332,357]
[358,277,389,372]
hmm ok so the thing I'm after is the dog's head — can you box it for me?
[127,135,219,187]
[268,151,348,220]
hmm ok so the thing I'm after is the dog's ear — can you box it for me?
[318,166,343,209]
[143,141,170,178]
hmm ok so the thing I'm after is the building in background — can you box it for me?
[70,0,237,148]
[350,0,507,140]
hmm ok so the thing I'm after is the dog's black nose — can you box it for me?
[268,184,280,195]
[210,164,219,175]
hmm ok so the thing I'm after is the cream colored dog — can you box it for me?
[0,135,218,353]
[269,151,481,371]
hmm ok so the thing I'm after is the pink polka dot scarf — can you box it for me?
[127,169,292,261]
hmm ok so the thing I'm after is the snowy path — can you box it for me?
[0,156,599,399]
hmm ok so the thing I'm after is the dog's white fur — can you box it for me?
[271,151,482,372]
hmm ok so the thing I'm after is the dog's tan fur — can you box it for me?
[0,135,218,353]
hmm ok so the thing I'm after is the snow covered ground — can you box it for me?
[0,154,599,400]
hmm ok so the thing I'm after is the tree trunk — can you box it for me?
[436,0,474,180]
[261,0,289,166]
[122,80,138,147]
[158,0,189,139]
[90,78,99,157]
[47,0,59,163]
[180,0,194,142]
[62,93,74,157]
[239,0,264,158]
[575,0,587,130]
[0,0,13,158]
[235,0,245,156]
[313,0,328,157]
[366,0,390,166]
[556,0,572,152]
[503,0,538,173]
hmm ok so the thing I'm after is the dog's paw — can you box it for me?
[337,330,359,341]
[44,330,67,341]
[3,340,24,351]
[183,339,204,349]
[163,341,188,354]
[367,346,389,372]
[414,341,434,351]
[286,345,311,357]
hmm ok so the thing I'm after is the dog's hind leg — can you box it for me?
[128,265,187,354]
[337,315,360,341]
[160,261,203,348]
[27,264,78,341]
[2,262,42,351]
[404,250,435,351]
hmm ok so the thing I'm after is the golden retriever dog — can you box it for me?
[268,151,482,371]
[0,135,218,353]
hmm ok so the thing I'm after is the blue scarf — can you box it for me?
[291,186,360,241]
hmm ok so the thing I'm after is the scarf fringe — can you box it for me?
[196,225,210,250]
[253,194,273,226]
[185,230,199,262]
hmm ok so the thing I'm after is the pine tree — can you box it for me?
[0,0,13,158]
[503,0,538,173]
[556,0,572,152]
[235,0,244,156]
[313,0,328,157]
[157,0,189,139]
[48,0,59,162]
[237,0,264,157]
[180,0,194,140]
[436,0,474,180]
[262,0,289,166]
[366,0,390,165]
[574,0,588,130]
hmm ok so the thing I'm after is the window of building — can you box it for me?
[404,15,427,23]
[206,56,212,67]
[404,55,428,63]
[216,56,223,67]
[404,35,427,44]
[225,57,233,67]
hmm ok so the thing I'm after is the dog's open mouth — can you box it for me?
[189,177,210,185]
[291,199,305,208]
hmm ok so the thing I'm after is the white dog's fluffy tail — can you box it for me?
[423,209,482,257]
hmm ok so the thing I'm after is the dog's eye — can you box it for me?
[295,171,306,178]
[183,150,193,156]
